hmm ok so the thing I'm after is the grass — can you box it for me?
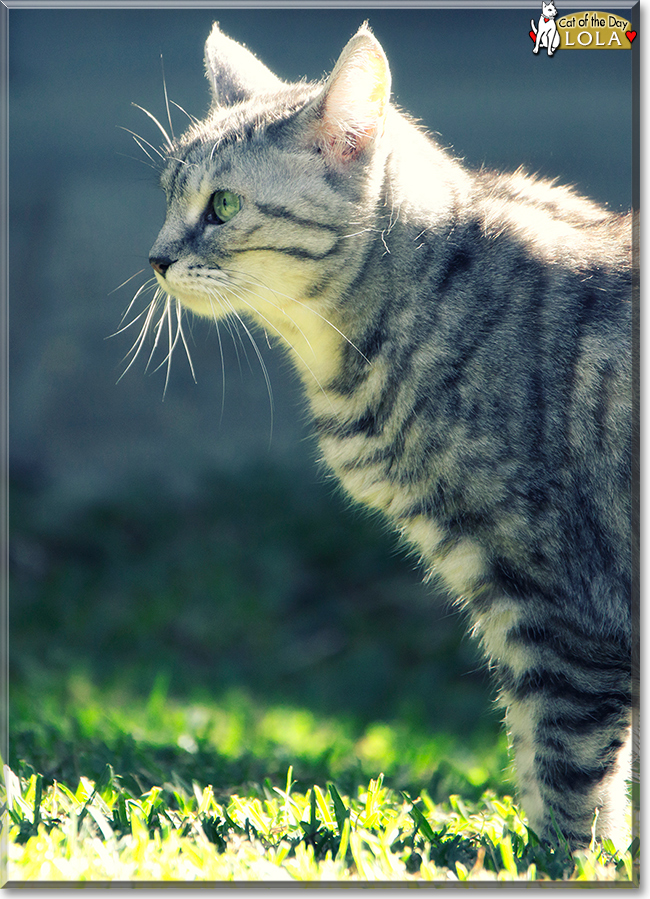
[5,739,638,882]
[7,466,639,883]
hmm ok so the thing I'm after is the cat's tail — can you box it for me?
[530,19,537,32]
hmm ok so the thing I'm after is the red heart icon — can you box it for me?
[529,30,536,41]
[626,30,637,43]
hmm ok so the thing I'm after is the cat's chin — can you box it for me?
[154,277,217,320]
[170,292,215,320]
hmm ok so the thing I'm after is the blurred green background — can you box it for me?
[11,464,507,801]
[8,7,634,799]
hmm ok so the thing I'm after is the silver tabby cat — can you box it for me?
[145,23,634,849]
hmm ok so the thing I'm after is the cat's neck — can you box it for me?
[270,110,472,395]
[384,109,472,225]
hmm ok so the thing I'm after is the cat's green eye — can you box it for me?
[208,190,242,224]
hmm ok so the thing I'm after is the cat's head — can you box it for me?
[541,1,557,17]
[147,23,392,351]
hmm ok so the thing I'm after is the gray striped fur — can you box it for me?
[147,23,634,850]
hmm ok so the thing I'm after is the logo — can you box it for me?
[530,1,561,55]
[529,6,636,52]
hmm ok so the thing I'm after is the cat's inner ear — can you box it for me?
[308,24,391,165]
[204,22,284,107]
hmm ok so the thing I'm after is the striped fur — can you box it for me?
[146,23,634,849]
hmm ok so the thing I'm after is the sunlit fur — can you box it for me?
[124,23,635,851]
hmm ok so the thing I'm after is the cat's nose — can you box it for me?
[150,256,174,276]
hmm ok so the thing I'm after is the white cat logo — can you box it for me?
[531,1,561,55]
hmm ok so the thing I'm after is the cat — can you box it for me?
[531,1,561,56]
[140,23,634,851]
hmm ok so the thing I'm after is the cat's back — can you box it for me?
[386,120,632,439]
[338,119,633,612]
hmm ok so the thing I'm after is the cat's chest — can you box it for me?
[309,370,491,603]
[322,426,489,601]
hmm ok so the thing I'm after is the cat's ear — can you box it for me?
[204,23,283,107]
[306,24,391,166]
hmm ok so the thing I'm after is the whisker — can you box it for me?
[154,300,196,386]
[212,291,260,378]
[118,127,165,168]
[132,137,160,167]
[170,100,198,125]
[118,127,167,161]
[123,292,161,359]
[148,299,177,395]
[119,277,198,395]
[207,293,247,378]
[175,298,197,383]
[160,54,175,143]
[132,103,173,151]
[113,279,159,331]
[205,295,228,423]
[116,293,162,381]
[110,268,150,296]
[341,228,376,239]
[150,301,181,375]
[163,297,175,397]
[116,151,160,172]
[208,287,274,444]
[110,304,154,340]
[144,297,170,374]
[221,300,253,375]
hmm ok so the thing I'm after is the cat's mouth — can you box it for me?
[151,263,231,320]
[154,277,216,320]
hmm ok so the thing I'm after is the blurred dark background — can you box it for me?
[9,7,634,757]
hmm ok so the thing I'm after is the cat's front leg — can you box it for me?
[549,28,560,54]
[504,674,632,849]
[547,28,558,55]
[475,595,630,848]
